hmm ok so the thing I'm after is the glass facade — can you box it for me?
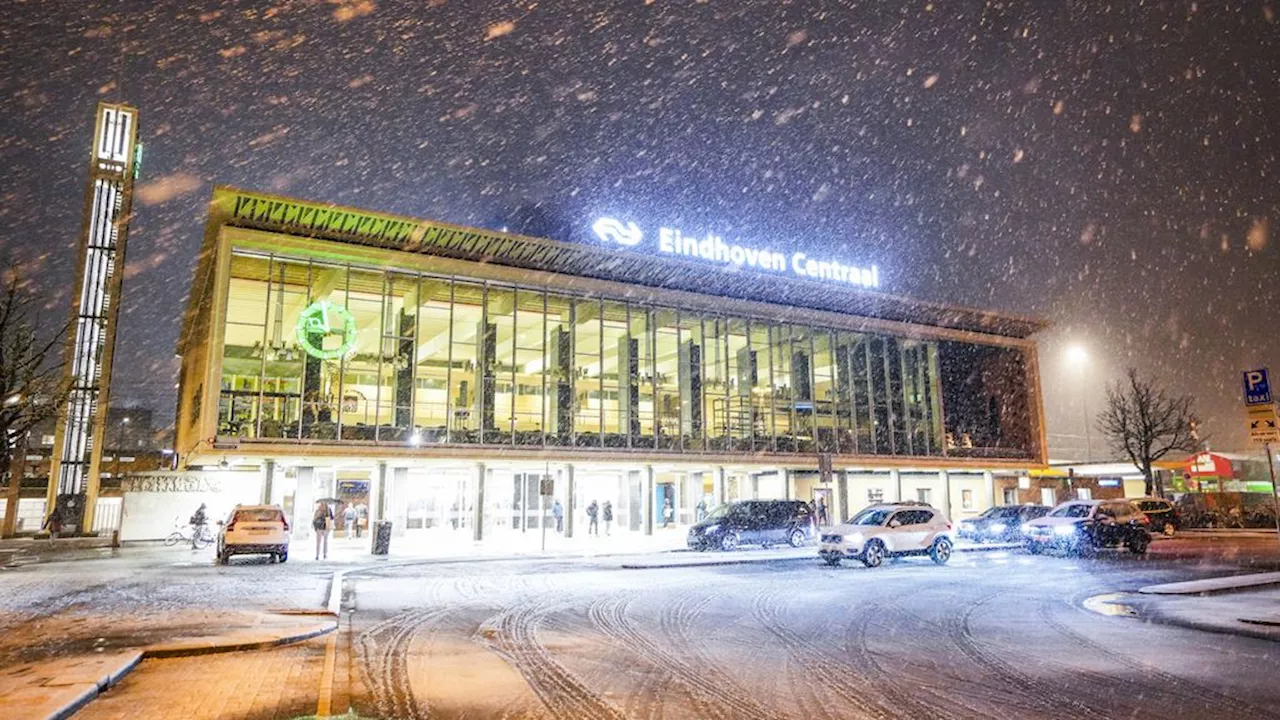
[214,249,1035,459]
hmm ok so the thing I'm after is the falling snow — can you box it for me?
[0,1,1276,451]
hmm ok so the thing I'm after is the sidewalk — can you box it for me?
[1090,572,1280,644]
[0,610,336,720]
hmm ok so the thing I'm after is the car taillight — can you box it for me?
[281,516,290,531]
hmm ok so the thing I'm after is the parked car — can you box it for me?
[957,504,1050,542]
[216,504,291,564]
[818,503,954,568]
[1022,500,1150,555]
[1131,497,1180,536]
[687,500,815,551]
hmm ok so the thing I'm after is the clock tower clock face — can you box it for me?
[295,300,358,360]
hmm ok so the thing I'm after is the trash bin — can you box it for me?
[371,520,393,556]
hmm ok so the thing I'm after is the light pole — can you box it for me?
[1066,345,1092,463]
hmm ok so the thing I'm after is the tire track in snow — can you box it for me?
[589,588,785,720]
[750,585,891,720]
[480,595,626,720]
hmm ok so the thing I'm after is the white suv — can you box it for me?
[216,504,291,565]
[819,503,954,568]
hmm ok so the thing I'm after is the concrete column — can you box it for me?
[891,469,902,502]
[261,459,275,506]
[783,469,792,499]
[293,466,315,540]
[751,472,760,499]
[472,462,486,542]
[940,470,951,518]
[714,466,726,505]
[643,465,655,536]
[983,471,996,510]
[372,462,387,522]
[2,435,28,538]
[837,470,849,525]
[565,464,576,539]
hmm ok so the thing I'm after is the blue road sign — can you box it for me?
[1244,368,1272,405]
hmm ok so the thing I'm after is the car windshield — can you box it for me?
[233,508,282,523]
[1049,503,1093,518]
[848,508,892,526]
[705,503,750,520]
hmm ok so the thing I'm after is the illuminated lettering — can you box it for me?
[597,217,880,289]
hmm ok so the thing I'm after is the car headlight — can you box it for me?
[989,523,1007,533]
[1054,524,1078,536]
[1021,523,1034,534]
[846,532,863,545]
[702,524,719,534]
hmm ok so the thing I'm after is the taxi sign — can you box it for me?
[1244,368,1272,405]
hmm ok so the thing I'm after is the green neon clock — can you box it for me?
[295,300,358,360]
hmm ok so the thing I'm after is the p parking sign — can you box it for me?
[1244,368,1272,406]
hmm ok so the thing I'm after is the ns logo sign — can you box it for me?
[592,217,643,247]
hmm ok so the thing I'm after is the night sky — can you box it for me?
[2,1,1277,455]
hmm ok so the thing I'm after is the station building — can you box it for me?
[167,187,1049,547]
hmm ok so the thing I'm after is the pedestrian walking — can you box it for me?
[552,499,564,533]
[343,503,357,538]
[355,502,367,538]
[42,503,66,546]
[817,496,829,526]
[602,500,613,536]
[695,497,707,522]
[662,497,674,527]
[312,500,333,560]
[587,500,599,536]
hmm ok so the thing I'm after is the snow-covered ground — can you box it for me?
[7,537,1280,718]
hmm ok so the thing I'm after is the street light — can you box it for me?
[1066,345,1092,462]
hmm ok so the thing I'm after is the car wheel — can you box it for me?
[861,540,885,568]
[719,532,739,552]
[1163,522,1176,537]
[1128,534,1150,555]
[1026,542,1043,555]
[788,528,806,548]
[930,537,953,565]
[278,551,288,564]
[823,556,841,567]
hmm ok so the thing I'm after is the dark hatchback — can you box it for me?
[957,505,1050,542]
[687,500,816,551]
[1131,498,1180,536]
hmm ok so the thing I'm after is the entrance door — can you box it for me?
[812,487,832,527]
[656,482,676,527]
[511,474,548,531]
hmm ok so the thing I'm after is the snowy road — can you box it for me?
[8,538,1280,719]
[342,541,1280,720]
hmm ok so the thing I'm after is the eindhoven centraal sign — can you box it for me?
[592,217,880,289]
[120,473,224,494]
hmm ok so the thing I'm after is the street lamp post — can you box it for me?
[1066,346,1092,463]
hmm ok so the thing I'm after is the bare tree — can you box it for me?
[1098,367,1200,496]
[0,273,71,501]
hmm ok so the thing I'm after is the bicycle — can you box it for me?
[164,522,215,549]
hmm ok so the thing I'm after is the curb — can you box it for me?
[28,615,338,720]
[42,652,144,720]
[620,542,1019,569]
[1139,571,1280,596]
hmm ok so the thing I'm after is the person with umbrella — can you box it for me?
[312,499,334,560]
